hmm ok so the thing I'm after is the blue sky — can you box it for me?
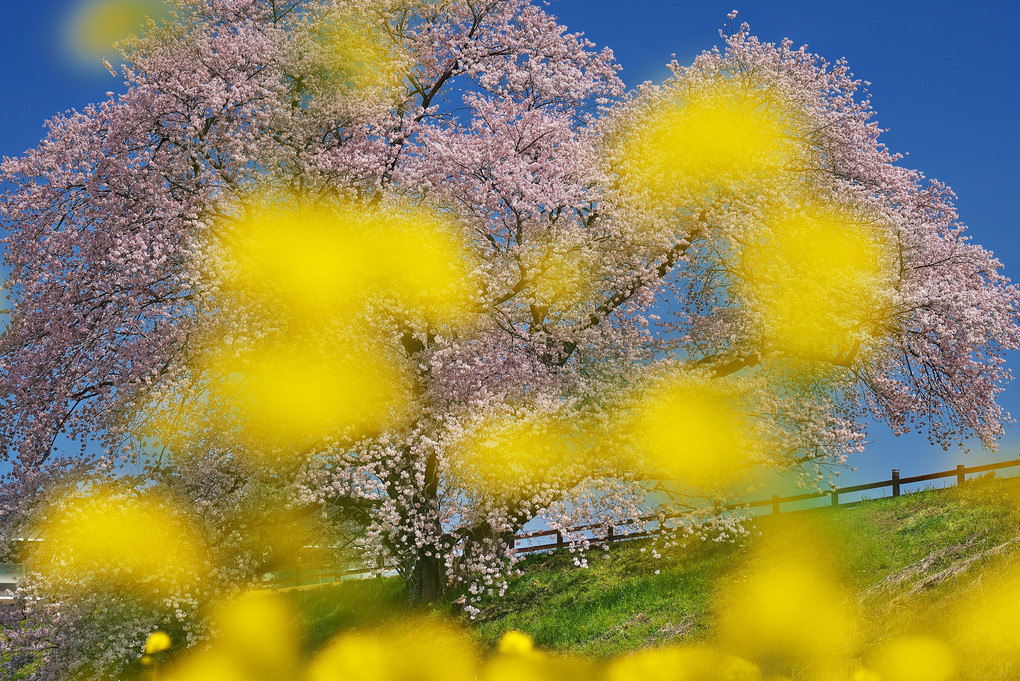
[1,0,1018,491]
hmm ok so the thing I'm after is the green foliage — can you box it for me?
[289,475,1020,660]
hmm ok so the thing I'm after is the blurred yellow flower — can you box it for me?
[498,630,535,655]
[144,630,172,655]
[628,371,757,487]
[219,198,479,329]
[714,520,860,672]
[31,487,206,598]
[482,642,596,681]
[144,195,482,457]
[606,645,762,681]
[67,0,170,63]
[853,668,882,681]
[737,197,894,364]
[309,618,477,681]
[199,332,414,451]
[868,636,955,681]
[208,591,301,680]
[608,78,800,208]
[162,649,250,681]
[949,562,1020,679]
[448,407,597,501]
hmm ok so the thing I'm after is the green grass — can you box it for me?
[468,536,739,657]
[288,475,1020,660]
[286,575,410,654]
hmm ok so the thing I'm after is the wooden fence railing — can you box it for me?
[511,458,1020,554]
[255,457,1020,586]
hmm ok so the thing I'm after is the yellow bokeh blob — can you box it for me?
[163,196,482,455]
[199,333,414,451]
[482,633,595,681]
[524,242,594,314]
[144,630,172,655]
[67,0,170,63]
[448,409,594,499]
[163,649,250,681]
[606,645,762,681]
[719,560,852,661]
[308,618,477,681]
[208,591,301,679]
[498,630,536,655]
[309,8,408,102]
[628,371,756,487]
[161,591,301,681]
[868,636,955,681]
[223,213,365,320]
[32,488,206,597]
[853,668,882,681]
[739,199,894,364]
[715,521,859,671]
[221,199,479,329]
[610,78,799,207]
[950,563,1020,677]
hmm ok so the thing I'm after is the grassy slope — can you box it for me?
[290,475,1020,659]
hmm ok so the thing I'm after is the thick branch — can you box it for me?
[581,236,697,333]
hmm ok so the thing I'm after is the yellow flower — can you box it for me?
[497,630,535,655]
[144,630,172,655]
[67,0,170,62]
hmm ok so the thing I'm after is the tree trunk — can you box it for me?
[404,550,445,604]
[401,449,446,605]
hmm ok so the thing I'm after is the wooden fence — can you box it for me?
[259,457,1020,586]
[511,458,1020,554]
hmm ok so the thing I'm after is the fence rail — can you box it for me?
[511,458,1020,554]
[263,457,1020,584]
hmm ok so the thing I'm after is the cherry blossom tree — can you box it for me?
[1,0,1018,676]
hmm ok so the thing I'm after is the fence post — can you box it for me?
[957,464,966,486]
[375,554,383,579]
[830,491,839,507]
[556,531,564,549]
[771,494,780,515]
[892,469,900,497]
[607,525,614,542]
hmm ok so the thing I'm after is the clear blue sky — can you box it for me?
[1,0,1018,490]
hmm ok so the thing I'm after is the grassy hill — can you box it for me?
[7,473,1013,679]
[290,474,1020,662]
